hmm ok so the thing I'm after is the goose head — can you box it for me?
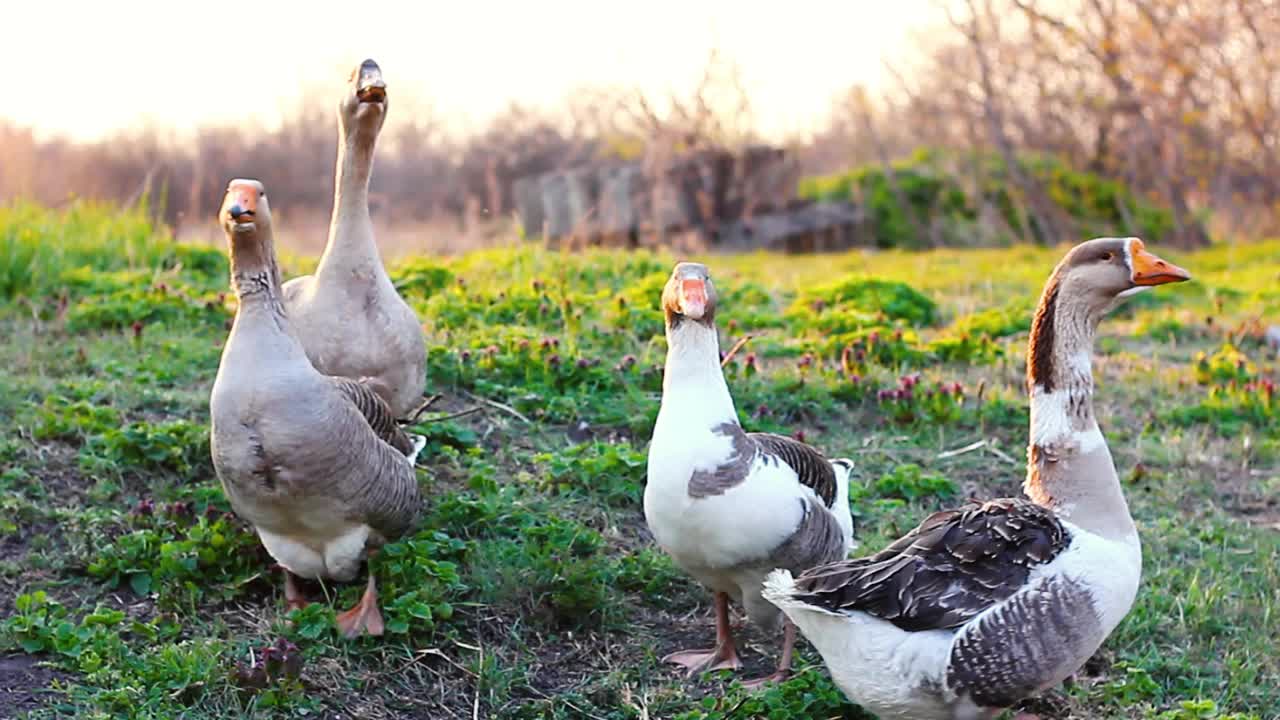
[339,59,388,141]
[662,262,718,328]
[1028,236,1190,392]
[220,178,272,238]
[219,178,280,294]
[1053,236,1190,315]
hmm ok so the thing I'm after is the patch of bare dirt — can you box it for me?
[0,654,71,718]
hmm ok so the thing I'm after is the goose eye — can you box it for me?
[1100,251,1114,261]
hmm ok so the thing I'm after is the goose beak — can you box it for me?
[225,184,258,229]
[679,278,708,319]
[355,59,386,103]
[1129,240,1191,285]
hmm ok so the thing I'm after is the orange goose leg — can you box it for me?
[740,618,796,689]
[283,569,309,613]
[335,572,385,638]
[663,591,743,676]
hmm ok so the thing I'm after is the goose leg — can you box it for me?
[335,572,385,638]
[283,569,309,612]
[740,618,796,689]
[663,591,742,676]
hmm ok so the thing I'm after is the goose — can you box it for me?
[282,59,427,419]
[210,178,426,638]
[645,262,857,688]
[762,237,1191,719]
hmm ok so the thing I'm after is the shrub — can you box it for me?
[85,509,266,609]
[469,515,621,630]
[390,258,455,299]
[65,285,230,332]
[531,440,647,507]
[867,464,958,502]
[0,200,225,299]
[793,276,937,328]
[86,419,211,477]
[371,530,467,637]
[1193,343,1256,386]
[799,148,1179,249]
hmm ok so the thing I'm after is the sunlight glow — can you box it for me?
[1,0,939,141]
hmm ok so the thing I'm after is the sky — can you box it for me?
[1,0,943,142]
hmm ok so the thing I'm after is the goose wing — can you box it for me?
[329,377,415,456]
[788,498,1069,631]
[748,432,837,507]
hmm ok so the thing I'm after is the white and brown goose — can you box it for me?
[763,237,1191,719]
[645,262,857,688]
[282,59,427,419]
[210,179,426,638]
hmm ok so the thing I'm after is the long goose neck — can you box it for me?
[659,317,738,430]
[318,128,381,277]
[1024,276,1136,541]
[228,230,292,337]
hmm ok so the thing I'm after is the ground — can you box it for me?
[0,205,1277,719]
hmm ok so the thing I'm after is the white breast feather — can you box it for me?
[256,524,373,583]
[258,529,326,579]
[646,420,807,572]
[1032,521,1142,635]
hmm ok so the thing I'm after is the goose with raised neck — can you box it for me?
[762,237,1190,719]
[211,178,426,638]
[281,58,427,419]
[646,262,857,688]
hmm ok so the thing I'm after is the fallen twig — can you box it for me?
[415,407,484,424]
[398,647,478,679]
[402,394,444,425]
[464,392,531,423]
[937,439,988,460]
[985,438,1020,466]
[720,333,758,368]
[472,640,483,720]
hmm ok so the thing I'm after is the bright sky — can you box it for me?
[1,0,941,142]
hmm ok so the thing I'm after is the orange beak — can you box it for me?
[1129,239,1191,285]
[679,278,708,318]
[226,183,258,223]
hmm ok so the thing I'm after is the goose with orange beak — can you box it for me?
[282,59,427,421]
[645,262,857,688]
[763,238,1189,719]
[210,178,426,639]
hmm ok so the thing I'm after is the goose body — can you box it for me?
[210,179,424,637]
[764,237,1190,719]
[647,416,855,624]
[765,504,1139,719]
[645,262,855,685]
[281,59,426,418]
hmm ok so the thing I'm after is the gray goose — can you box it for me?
[281,59,427,419]
[210,179,425,638]
[645,262,857,687]
[763,237,1191,719]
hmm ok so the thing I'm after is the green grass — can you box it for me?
[1,202,1277,719]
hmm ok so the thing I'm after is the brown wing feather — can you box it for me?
[789,498,1070,631]
[748,433,837,507]
[329,377,415,456]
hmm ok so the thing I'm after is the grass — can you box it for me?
[0,202,1277,719]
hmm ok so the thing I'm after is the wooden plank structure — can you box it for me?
[513,145,870,252]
